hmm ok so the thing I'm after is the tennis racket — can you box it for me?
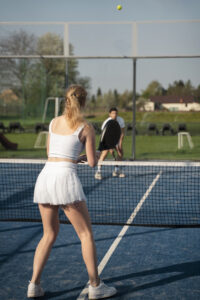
[77,120,121,163]
[98,119,121,152]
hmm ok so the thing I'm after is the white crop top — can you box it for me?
[48,118,85,160]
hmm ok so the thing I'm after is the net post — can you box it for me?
[132,58,137,159]
[42,97,49,123]
[65,60,68,89]
[132,22,138,58]
[64,23,69,89]
[55,97,59,117]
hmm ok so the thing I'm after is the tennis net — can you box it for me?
[0,159,199,227]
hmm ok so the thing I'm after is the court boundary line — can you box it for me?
[0,158,200,167]
[77,171,162,300]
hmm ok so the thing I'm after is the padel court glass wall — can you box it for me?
[0,21,200,160]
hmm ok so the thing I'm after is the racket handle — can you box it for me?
[77,154,87,163]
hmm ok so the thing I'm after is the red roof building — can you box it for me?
[146,96,200,111]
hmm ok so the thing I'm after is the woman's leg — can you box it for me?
[62,201,100,286]
[30,204,60,284]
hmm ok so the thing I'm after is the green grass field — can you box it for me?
[85,111,200,123]
[0,111,199,160]
[1,133,200,161]
[1,111,200,125]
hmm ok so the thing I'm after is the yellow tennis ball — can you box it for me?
[117,5,122,10]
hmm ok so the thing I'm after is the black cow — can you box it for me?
[161,123,174,135]
[35,123,48,134]
[147,123,159,135]
[8,122,24,133]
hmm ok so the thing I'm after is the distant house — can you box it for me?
[144,96,200,112]
[0,89,21,115]
[0,89,19,104]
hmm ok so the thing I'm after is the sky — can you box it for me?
[0,0,200,95]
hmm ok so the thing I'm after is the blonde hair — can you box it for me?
[64,85,87,129]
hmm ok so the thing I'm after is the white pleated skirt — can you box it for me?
[33,161,86,205]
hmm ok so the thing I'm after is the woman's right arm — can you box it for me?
[85,124,99,168]
[46,134,50,157]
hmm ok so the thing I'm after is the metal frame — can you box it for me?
[34,131,49,149]
[0,55,200,59]
[42,97,65,123]
[1,20,200,159]
[1,19,200,59]
[178,132,194,149]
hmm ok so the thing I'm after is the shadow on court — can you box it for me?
[0,225,42,265]
[106,261,200,298]
[0,227,172,256]
[0,223,41,233]
[1,221,200,300]
[41,285,85,300]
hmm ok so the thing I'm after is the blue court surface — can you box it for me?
[0,222,200,300]
[0,160,200,299]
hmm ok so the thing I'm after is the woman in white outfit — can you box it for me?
[27,85,117,299]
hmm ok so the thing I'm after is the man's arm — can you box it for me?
[118,117,125,148]
[118,127,125,149]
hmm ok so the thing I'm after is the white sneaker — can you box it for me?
[119,172,125,178]
[95,172,102,180]
[88,280,117,299]
[112,171,125,178]
[112,171,118,177]
[27,281,45,298]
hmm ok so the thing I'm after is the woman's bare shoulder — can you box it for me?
[81,121,95,137]
[51,116,61,123]
[83,121,94,130]
[54,115,66,124]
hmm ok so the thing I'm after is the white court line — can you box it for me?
[77,171,162,300]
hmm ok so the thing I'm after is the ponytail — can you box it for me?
[64,85,87,129]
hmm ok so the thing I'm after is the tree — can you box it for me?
[0,30,90,117]
[141,80,163,99]
[118,90,133,110]
[113,89,119,106]
[86,94,97,112]
[102,90,116,110]
[37,33,90,95]
[0,89,21,116]
[0,30,37,116]
[136,97,149,111]
[96,87,102,97]
[194,84,200,102]
[167,80,195,96]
